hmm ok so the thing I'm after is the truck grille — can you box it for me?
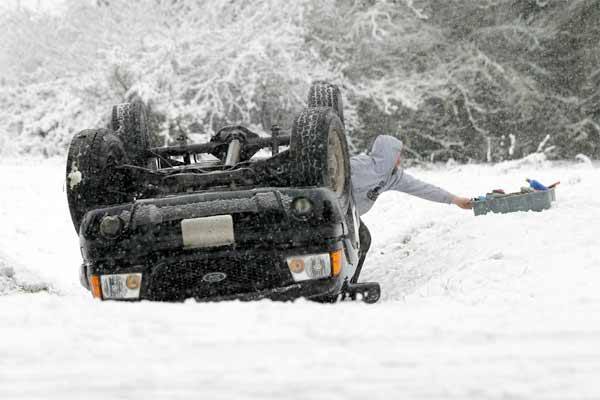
[145,253,291,301]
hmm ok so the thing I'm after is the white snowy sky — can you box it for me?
[3,0,66,12]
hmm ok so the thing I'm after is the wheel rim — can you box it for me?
[328,127,346,196]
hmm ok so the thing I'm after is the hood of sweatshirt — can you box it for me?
[370,135,403,175]
[351,135,403,183]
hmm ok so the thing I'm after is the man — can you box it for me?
[350,135,472,282]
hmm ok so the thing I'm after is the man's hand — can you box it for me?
[452,196,473,210]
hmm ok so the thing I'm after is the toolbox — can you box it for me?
[473,188,556,216]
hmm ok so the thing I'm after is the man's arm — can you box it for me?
[388,169,455,204]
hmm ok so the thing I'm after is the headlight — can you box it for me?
[99,273,142,299]
[286,253,331,281]
[291,197,314,219]
[99,215,122,238]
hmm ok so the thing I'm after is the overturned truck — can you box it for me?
[66,82,380,303]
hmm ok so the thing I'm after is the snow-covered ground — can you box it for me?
[1,155,599,399]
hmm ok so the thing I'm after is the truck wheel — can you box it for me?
[307,81,344,126]
[66,129,130,233]
[111,102,149,166]
[290,107,351,212]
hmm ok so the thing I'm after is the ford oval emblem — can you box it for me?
[202,272,227,283]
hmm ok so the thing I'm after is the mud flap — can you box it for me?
[79,263,90,290]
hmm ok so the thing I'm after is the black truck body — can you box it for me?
[67,82,380,303]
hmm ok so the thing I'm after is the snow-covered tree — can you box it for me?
[0,0,598,161]
[0,0,332,155]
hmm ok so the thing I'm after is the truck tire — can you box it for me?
[66,129,130,233]
[290,107,351,212]
[111,102,149,166]
[307,81,344,126]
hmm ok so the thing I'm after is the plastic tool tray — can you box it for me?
[473,189,556,216]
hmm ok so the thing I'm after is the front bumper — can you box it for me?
[85,241,351,302]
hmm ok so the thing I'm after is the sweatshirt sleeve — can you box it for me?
[388,169,455,204]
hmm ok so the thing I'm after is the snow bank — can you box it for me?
[0,251,50,296]
[0,157,80,292]
[0,255,18,295]
[363,157,600,304]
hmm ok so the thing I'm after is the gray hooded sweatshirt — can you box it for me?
[350,135,454,216]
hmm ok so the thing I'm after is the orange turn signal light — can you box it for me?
[330,249,343,277]
[90,275,103,299]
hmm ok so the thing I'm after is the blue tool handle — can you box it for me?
[526,178,548,191]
